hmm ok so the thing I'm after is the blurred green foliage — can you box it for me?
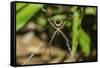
[85,7,96,15]
[16,3,43,31]
[79,28,91,57]
[37,16,46,27]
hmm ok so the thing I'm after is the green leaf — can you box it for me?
[16,3,27,11]
[79,28,91,57]
[71,7,81,57]
[16,3,43,32]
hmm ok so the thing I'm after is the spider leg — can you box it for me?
[47,18,57,29]
[66,40,71,53]
[48,30,58,47]
[41,6,47,14]
[48,30,58,55]
[58,29,71,52]
[59,10,81,29]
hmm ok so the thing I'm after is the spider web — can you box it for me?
[22,6,81,65]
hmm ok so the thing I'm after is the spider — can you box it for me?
[41,6,73,53]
